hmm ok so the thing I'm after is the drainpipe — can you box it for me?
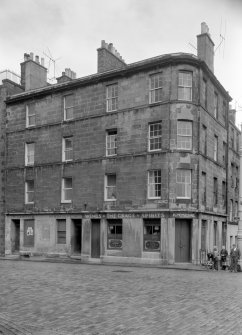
[237,124,242,267]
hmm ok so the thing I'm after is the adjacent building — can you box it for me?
[0,71,23,253]
[3,23,240,265]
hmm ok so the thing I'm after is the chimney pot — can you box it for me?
[24,53,29,61]
[35,55,39,63]
[30,52,34,60]
[41,58,45,66]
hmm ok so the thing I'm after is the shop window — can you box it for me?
[107,219,122,249]
[144,219,161,251]
[149,73,163,103]
[57,219,66,244]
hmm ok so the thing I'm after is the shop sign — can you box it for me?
[173,213,195,218]
[81,212,165,219]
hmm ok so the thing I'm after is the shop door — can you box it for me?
[12,220,20,252]
[175,219,191,262]
[73,220,82,254]
[91,219,100,258]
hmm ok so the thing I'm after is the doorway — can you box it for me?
[12,219,20,253]
[72,219,82,254]
[175,219,191,262]
[91,219,100,258]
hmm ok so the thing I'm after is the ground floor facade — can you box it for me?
[5,211,237,265]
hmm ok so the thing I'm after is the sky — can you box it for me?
[0,0,242,125]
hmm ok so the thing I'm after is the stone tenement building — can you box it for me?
[3,23,240,265]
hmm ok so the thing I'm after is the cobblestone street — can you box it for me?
[0,260,242,335]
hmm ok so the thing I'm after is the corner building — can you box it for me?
[5,24,239,265]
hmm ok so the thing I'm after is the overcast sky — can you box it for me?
[1,0,242,125]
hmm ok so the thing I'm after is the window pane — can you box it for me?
[177,121,192,150]
[149,122,162,150]
[150,74,162,103]
[176,170,191,198]
[107,175,116,186]
[107,84,118,112]
[107,186,116,199]
[148,170,161,198]
[178,72,192,101]
[65,95,73,107]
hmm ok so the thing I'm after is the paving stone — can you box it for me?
[0,260,242,334]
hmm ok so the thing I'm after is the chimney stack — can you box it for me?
[56,68,76,84]
[197,22,214,72]
[21,52,47,91]
[97,40,126,73]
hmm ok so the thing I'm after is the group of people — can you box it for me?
[207,244,240,272]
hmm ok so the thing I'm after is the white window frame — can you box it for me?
[105,174,117,201]
[148,170,161,199]
[25,180,34,204]
[176,169,191,199]
[106,84,118,112]
[177,121,192,150]
[26,105,35,127]
[214,135,218,161]
[149,73,163,103]
[25,143,35,166]
[106,130,117,156]
[61,178,72,203]
[178,71,192,101]
[149,122,162,151]
[62,137,73,162]
[64,95,74,121]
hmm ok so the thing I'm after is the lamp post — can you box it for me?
[237,123,242,268]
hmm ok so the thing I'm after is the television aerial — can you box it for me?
[215,19,226,57]
[43,48,61,83]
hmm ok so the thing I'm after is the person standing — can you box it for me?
[213,246,219,271]
[230,244,241,272]
[220,246,228,270]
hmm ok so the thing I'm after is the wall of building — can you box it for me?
[4,58,236,264]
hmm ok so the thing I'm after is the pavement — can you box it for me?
[0,258,242,335]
